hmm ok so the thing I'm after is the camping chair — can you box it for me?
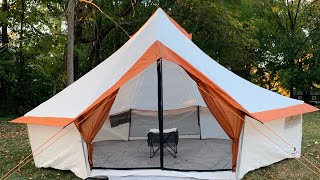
[147,128,179,158]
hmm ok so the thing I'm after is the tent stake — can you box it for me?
[157,58,164,169]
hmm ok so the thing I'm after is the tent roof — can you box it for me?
[12,8,318,126]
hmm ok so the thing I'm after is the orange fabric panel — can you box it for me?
[252,103,318,122]
[197,81,244,170]
[77,41,161,118]
[74,41,162,168]
[156,42,246,170]
[10,116,74,127]
[75,90,118,167]
[188,73,244,171]
[158,42,249,115]
[55,41,246,170]
[166,14,192,40]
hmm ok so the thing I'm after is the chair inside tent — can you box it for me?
[92,60,232,172]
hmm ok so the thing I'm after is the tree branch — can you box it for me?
[119,0,138,17]
[293,0,301,28]
[266,1,289,38]
[286,0,293,28]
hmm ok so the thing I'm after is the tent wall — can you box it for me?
[200,107,229,139]
[109,61,205,115]
[93,118,129,142]
[99,59,228,140]
[27,124,90,179]
[94,106,230,142]
[130,107,200,138]
[236,115,303,179]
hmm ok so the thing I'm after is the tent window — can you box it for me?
[110,110,131,128]
[284,115,300,130]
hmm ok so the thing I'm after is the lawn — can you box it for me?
[0,112,319,179]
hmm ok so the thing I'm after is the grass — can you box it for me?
[0,116,79,180]
[0,112,319,179]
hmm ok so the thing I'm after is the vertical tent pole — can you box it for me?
[197,105,201,139]
[157,58,164,169]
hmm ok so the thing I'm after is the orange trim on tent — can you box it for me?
[73,41,162,168]
[75,90,119,168]
[11,116,74,127]
[159,42,248,114]
[67,40,247,170]
[158,42,245,170]
[166,14,192,40]
[252,103,318,122]
[130,10,192,40]
[76,41,162,118]
[9,40,319,171]
[72,40,246,170]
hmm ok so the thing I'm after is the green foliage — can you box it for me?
[0,0,67,115]
[0,0,319,115]
[245,0,320,96]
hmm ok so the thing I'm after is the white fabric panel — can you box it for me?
[162,106,200,135]
[199,107,229,139]
[110,60,205,114]
[26,8,303,119]
[127,62,157,111]
[27,124,90,179]
[162,60,206,109]
[130,110,158,137]
[130,107,200,138]
[90,169,236,180]
[236,115,302,179]
[149,9,304,113]
[93,118,129,142]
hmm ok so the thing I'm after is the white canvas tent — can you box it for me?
[12,8,318,179]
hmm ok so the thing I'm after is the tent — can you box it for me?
[11,8,318,179]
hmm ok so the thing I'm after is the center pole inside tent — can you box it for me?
[157,58,164,169]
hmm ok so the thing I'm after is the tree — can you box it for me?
[248,0,320,100]
[67,0,75,85]
[1,0,318,116]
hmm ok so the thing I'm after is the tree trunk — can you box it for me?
[290,86,294,98]
[1,0,9,49]
[302,90,310,104]
[0,0,9,114]
[14,0,26,114]
[74,53,79,80]
[67,0,75,85]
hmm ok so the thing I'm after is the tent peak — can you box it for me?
[130,8,192,40]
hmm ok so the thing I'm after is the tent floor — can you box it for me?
[93,138,232,171]
[88,169,236,180]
